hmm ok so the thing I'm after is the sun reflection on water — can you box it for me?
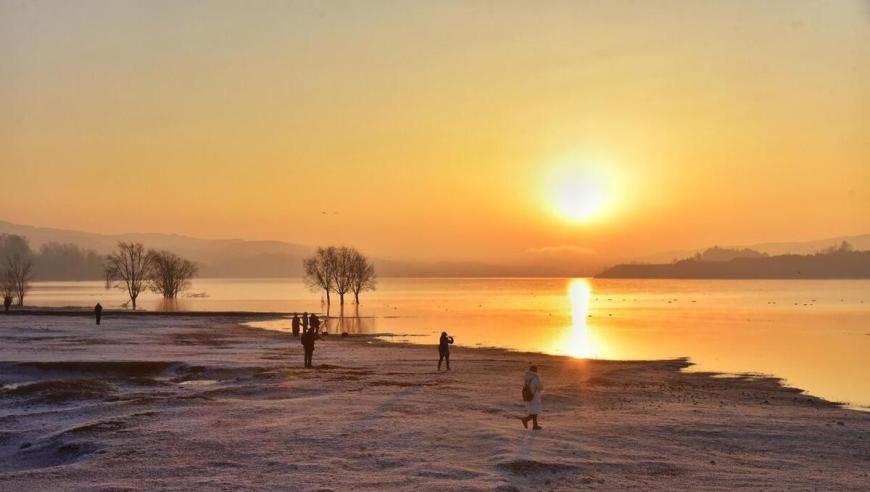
[557,278,607,359]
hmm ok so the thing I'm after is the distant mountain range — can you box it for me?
[0,220,512,278]
[2,220,869,279]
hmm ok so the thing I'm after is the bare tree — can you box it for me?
[304,246,378,307]
[1,234,33,306]
[1,273,14,304]
[4,253,33,306]
[0,234,32,261]
[330,246,355,307]
[349,249,376,304]
[303,247,337,308]
[148,250,197,299]
[104,242,153,310]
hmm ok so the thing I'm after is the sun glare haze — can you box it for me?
[1,1,869,489]
[545,162,615,224]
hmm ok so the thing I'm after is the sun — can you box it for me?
[545,164,612,223]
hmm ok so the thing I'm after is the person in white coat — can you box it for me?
[521,365,543,430]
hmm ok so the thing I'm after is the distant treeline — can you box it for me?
[0,234,104,281]
[597,243,870,279]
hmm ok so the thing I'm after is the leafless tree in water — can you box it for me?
[330,246,355,306]
[148,250,198,299]
[304,246,377,308]
[4,253,33,306]
[303,247,338,308]
[1,271,14,302]
[348,249,376,304]
[104,242,153,310]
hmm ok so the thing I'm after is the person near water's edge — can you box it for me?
[3,295,11,313]
[291,313,301,337]
[302,312,309,333]
[438,332,454,371]
[521,365,543,430]
[301,316,321,368]
[309,313,321,335]
[94,303,103,325]
[300,328,312,368]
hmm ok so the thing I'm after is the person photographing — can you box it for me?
[438,332,454,371]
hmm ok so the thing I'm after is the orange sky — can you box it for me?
[2,1,868,268]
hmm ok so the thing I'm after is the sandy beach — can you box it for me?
[1,314,868,491]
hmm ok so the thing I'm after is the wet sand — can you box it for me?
[1,315,868,490]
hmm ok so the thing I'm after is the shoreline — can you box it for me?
[5,308,867,411]
[1,314,868,489]
[1,307,312,318]
[366,335,869,412]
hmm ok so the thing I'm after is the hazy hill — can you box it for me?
[4,220,869,279]
[597,247,870,279]
[0,220,312,278]
[0,220,511,279]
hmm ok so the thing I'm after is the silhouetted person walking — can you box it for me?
[301,327,318,368]
[438,332,454,371]
[291,313,301,337]
[94,303,103,325]
[3,295,11,313]
[521,365,543,430]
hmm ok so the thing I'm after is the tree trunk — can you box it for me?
[339,293,345,306]
[325,289,331,306]
[354,292,360,304]
[132,297,137,310]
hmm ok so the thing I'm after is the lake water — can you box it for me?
[25,277,870,409]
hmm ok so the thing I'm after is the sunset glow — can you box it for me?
[1,1,868,272]
[1,3,869,488]
[546,164,613,224]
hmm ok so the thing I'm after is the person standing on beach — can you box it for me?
[438,332,454,371]
[310,313,321,335]
[301,326,318,368]
[302,312,310,333]
[521,365,543,430]
[300,328,311,367]
[94,303,103,325]
[291,313,301,337]
[3,295,11,313]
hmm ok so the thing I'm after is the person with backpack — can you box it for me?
[521,365,543,430]
[438,332,454,371]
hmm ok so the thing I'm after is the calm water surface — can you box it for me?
[27,278,870,408]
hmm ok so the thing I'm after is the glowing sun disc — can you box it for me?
[546,165,612,223]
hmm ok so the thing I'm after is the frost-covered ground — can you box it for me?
[0,315,868,491]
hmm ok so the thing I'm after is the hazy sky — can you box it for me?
[2,1,868,267]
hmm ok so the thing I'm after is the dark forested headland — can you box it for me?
[597,244,870,279]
